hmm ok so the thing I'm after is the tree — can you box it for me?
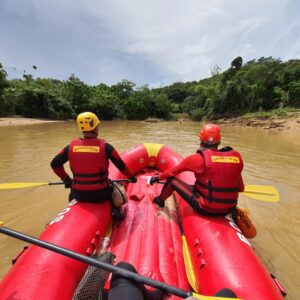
[152,92,171,119]
[111,80,135,100]
[0,63,9,116]
[89,84,119,119]
[210,64,222,77]
[164,82,189,103]
[288,81,300,107]
[123,88,171,120]
[231,56,243,70]
[63,75,91,114]
[1,56,299,120]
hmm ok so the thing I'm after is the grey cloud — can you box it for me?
[0,0,299,86]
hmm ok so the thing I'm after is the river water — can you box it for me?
[0,120,299,299]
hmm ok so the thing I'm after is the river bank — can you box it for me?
[216,111,300,132]
[1,112,300,133]
[0,117,64,126]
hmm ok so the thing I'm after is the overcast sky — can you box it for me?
[0,0,299,87]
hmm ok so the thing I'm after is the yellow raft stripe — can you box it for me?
[192,292,242,300]
[143,143,163,158]
[182,235,199,293]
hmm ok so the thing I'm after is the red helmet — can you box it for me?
[198,124,221,145]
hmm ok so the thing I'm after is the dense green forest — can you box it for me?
[0,56,299,121]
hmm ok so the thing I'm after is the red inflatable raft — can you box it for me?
[0,200,112,299]
[108,143,285,300]
[0,143,285,300]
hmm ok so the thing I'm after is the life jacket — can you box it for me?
[194,146,243,213]
[68,138,109,191]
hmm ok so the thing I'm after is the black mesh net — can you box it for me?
[73,252,115,300]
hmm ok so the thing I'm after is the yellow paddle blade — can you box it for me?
[191,292,242,300]
[242,185,279,203]
[182,235,199,293]
[0,182,49,190]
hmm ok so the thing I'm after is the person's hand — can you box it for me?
[130,176,137,183]
[150,175,159,185]
[63,175,73,189]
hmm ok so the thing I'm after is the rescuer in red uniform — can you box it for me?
[150,124,256,237]
[51,112,137,220]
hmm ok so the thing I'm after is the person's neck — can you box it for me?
[200,143,218,150]
[83,131,98,138]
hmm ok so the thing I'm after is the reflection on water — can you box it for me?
[0,120,299,299]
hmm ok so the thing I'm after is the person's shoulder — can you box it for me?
[104,143,115,155]
[69,138,80,145]
[219,146,233,152]
[105,142,114,148]
[70,137,82,142]
[97,138,108,146]
[185,152,203,161]
[219,146,242,154]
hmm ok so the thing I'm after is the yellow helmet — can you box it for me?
[77,112,100,132]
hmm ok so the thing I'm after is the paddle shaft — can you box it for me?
[158,181,279,203]
[0,179,133,191]
[174,196,184,236]
[49,179,131,185]
[110,179,131,183]
[48,182,64,185]
[0,226,190,299]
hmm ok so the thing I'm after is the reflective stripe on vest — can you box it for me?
[69,138,109,191]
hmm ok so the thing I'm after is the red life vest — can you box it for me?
[68,138,109,191]
[194,147,243,213]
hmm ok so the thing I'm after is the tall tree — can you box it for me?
[111,80,135,99]
[0,63,9,116]
[63,75,91,114]
[231,56,243,70]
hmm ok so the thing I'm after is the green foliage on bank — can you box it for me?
[243,107,299,119]
[0,57,299,120]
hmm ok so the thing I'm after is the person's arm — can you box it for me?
[159,154,205,180]
[106,144,134,178]
[238,175,245,192]
[50,145,70,181]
